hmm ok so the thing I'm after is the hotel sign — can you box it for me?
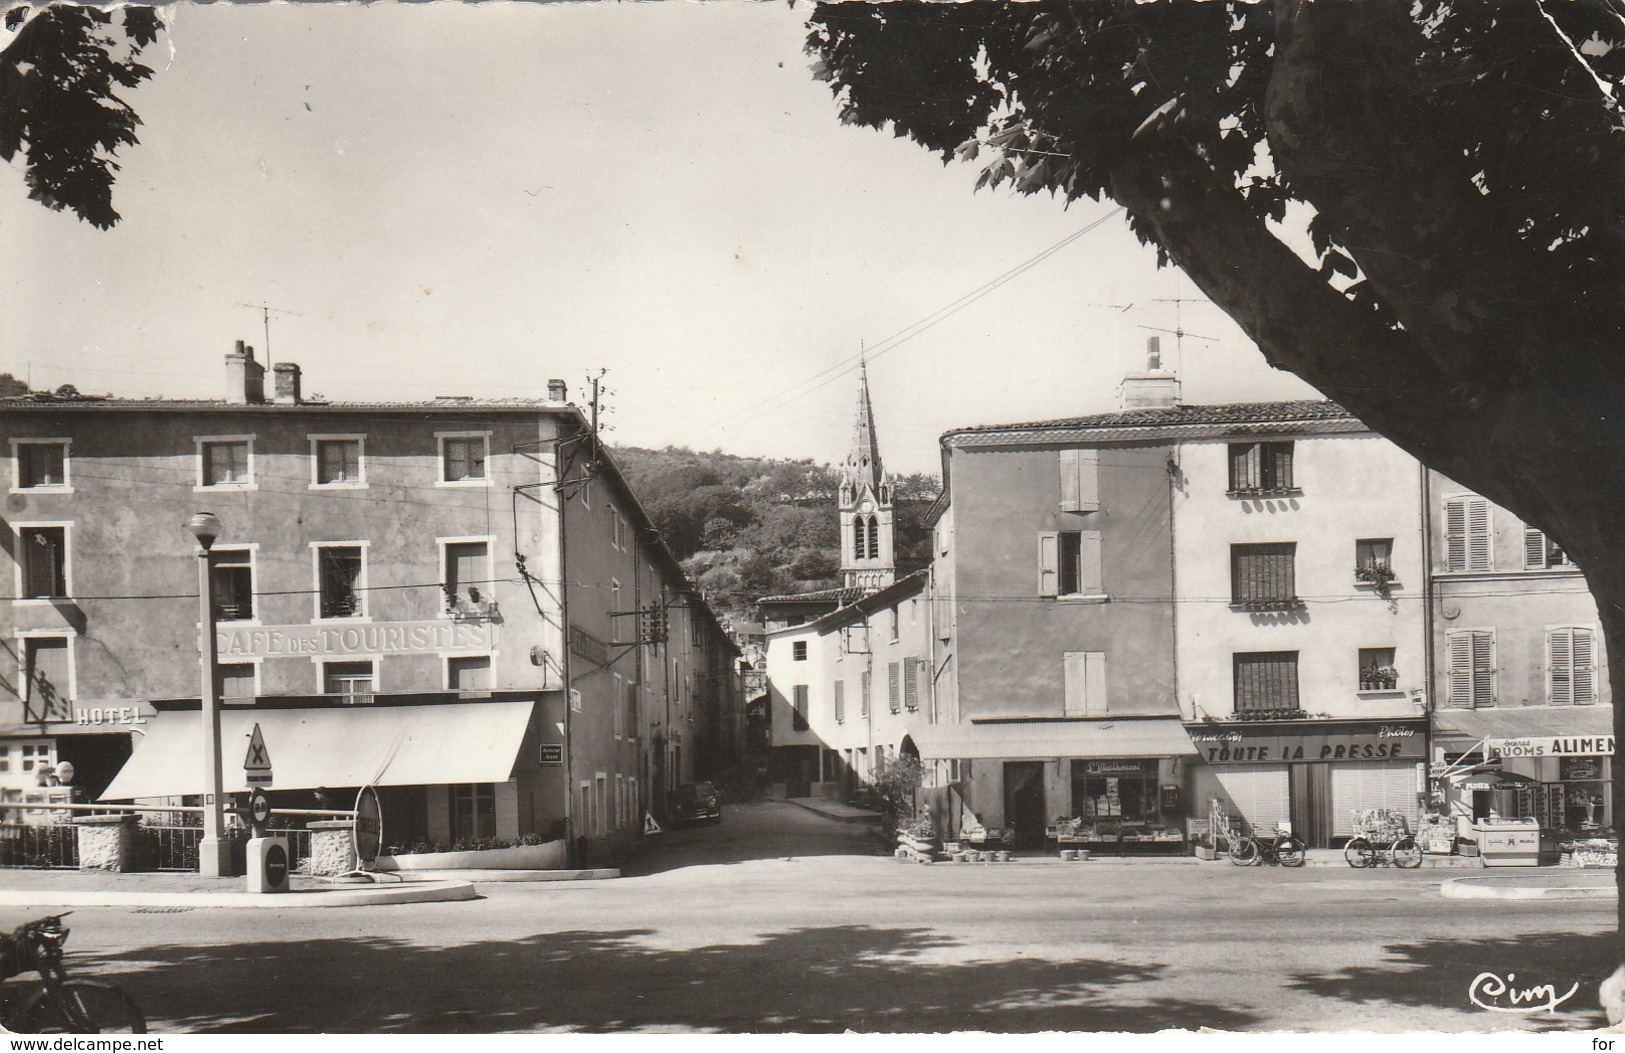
[1487,736,1614,760]
[217,621,494,658]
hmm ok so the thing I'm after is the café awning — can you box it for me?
[909,718,1197,761]
[1433,705,1613,742]
[99,701,535,800]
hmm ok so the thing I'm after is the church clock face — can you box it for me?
[858,499,874,513]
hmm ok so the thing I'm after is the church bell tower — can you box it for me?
[838,358,895,591]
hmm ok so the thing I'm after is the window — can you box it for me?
[889,608,900,641]
[316,545,365,618]
[903,659,919,711]
[451,783,496,841]
[19,526,66,598]
[439,434,488,483]
[888,661,901,714]
[218,663,257,703]
[834,680,846,723]
[1058,448,1100,512]
[612,510,626,551]
[1446,630,1496,708]
[1233,652,1300,713]
[1524,526,1571,570]
[1444,496,1491,571]
[1549,628,1597,705]
[612,674,625,738]
[1063,651,1107,715]
[1228,442,1295,494]
[199,438,252,488]
[623,679,638,741]
[443,540,492,615]
[792,641,807,662]
[448,655,492,693]
[312,436,364,487]
[792,685,809,731]
[1231,543,1298,608]
[1355,538,1393,583]
[323,661,375,704]
[211,549,254,621]
[1357,648,1398,691]
[1039,531,1103,597]
[14,441,68,490]
[861,670,871,718]
[22,637,69,718]
[853,515,868,562]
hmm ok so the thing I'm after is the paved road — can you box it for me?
[12,801,1615,1033]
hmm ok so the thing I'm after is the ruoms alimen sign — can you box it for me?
[1486,736,1614,759]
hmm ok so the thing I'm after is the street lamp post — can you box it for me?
[186,511,235,878]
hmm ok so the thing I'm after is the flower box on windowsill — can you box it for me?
[1355,689,1406,699]
[1229,599,1305,613]
[1231,708,1309,722]
[1226,488,1303,499]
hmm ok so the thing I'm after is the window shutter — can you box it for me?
[1550,629,1573,705]
[1060,449,1099,512]
[1271,443,1294,490]
[792,685,809,731]
[1444,498,1467,571]
[1063,651,1087,715]
[1467,498,1491,571]
[888,661,900,713]
[1077,531,1103,594]
[834,680,845,723]
[1084,651,1107,715]
[1525,527,1547,570]
[1471,631,1495,706]
[1229,443,1260,491]
[1037,533,1059,597]
[1574,629,1597,704]
[1446,632,1472,707]
[861,670,871,717]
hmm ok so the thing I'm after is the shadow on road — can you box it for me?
[1285,931,1614,1031]
[96,924,1261,1034]
[619,801,889,877]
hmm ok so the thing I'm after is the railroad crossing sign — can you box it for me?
[244,723,273,786]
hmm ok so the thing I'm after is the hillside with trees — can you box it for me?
[612,445,939,622]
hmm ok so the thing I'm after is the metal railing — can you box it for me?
[0,822,79,869]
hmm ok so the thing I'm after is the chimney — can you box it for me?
[225,340,266,404]
[1118,336,1181,409]
[273,362,302,404]
[546,378,568,402]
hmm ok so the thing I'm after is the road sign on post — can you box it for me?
[244,723,273,787]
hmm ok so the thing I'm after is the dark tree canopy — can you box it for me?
[1,5,163,228]
[809,0,1625,989]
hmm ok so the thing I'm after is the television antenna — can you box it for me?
[1138,297,1218,373]
[236,302,302,369]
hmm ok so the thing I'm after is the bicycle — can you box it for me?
[0,914,145,1033]
[1343,810,1422,869]
[1227,824,1306,867]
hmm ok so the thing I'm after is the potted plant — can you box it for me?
[1355,560,1397,595]
[1359,665,1400,691]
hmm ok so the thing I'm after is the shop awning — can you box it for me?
[1433,706,1614,744]
[99,701,535,800]
[909,718,1197,761]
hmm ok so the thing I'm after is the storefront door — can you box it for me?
[1003,762,1046,849]
[1290,763,1332,848]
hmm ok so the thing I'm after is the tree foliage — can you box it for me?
[1,5,164,228]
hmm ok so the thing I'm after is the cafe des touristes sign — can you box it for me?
[216,620,494,658]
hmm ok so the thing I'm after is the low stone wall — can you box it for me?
[376,839,567,872]
[73,815,137,872]
[308,820,358,877]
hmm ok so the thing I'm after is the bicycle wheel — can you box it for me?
[1343,837,1376,868]
[1229,837,1259,865]
[1277,836,1307,868]
[1390,836,1423,869]
[21,980,147,1034]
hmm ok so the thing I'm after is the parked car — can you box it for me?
[673,781,722,825]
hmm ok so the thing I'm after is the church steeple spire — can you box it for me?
[838,348,895,592]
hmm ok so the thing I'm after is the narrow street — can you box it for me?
[13,801,1613,1033]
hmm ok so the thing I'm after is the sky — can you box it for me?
[0,1,1319,476]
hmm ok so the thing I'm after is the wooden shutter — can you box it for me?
[1447,632,1473,707]
[792,685,809,731]
[833,680,845,723]
[903,661,918,710]
[1444,498,1468,571]
[1471,631,1495,705]
[1078,531,1104,594]
[1525,527,1548,569]
[1266,443,1294,490]
[1229,443,1260,492]
[1063,651,1087,715]
[861,670,871,717]
[888,661,900,713]
[1059,449,1099,512]
[1574,629,1597,704]
[1466,498,1490,570]
[1085,652,1107,715]
[23,528,65,598]
[1551,629,1573,705]
[1037,533,1059,597]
